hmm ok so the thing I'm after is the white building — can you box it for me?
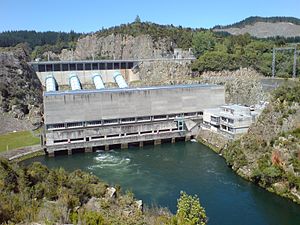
[202,103,267,139]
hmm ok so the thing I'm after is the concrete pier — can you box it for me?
[139,141,144,148]
[85,147,93,153]
[121,143,128,149]
[154,139,162,145]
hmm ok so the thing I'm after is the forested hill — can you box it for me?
[213,16,300,38]
[0,30,82,48]
[96,21,200,49]
[214,16,300,29]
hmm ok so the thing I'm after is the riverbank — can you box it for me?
[0,144,44,162]
[197,126,300,205]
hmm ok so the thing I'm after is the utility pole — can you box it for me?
[272,46,298,78]
[272,48,276,78]
[293,46,297,78]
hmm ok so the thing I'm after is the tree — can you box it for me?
[174,191,207,225]
[134,15,141,23]
[192,31,216,57]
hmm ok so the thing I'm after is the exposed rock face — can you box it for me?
[223,96,300,203]
[200,68,267,105]
[133,60,193,86]
[0,45,42,128]
[59,34,174,60]
[214,22,300,38]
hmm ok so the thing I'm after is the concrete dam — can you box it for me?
[31,59,225,156]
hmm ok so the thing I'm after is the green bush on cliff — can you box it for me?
[173,191,207,225]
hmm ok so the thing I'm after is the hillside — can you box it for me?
[0,44,42,130]
[214,16,300,38]
[222,80,300,203]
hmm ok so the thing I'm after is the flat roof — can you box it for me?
[44,84,223,97]
[221,104,250,111]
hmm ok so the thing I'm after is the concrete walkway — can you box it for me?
[0,145,43,161]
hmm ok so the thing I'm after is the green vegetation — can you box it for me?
[97,21,197,50]
[191,31,299,77]
[222,80,300,203]
[0,30,81,48]
[0,131,40,152]
[174,191,207,225]
[0,158,207,224]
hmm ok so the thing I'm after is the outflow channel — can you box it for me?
[26,142,300,225]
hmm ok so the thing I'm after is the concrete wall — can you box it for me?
[37,69,139,87]
[44,84,225,125]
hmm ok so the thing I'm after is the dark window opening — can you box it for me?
[107,134,119,138]
[54,64,61,71]
[69,63,76,71]
[121,62,127,69]
[38,64,46,72]
[128,62,134,68]
[114,63,120,69]
[62,64,69,71]
[46,64,53,72]
[85,63,91,70]
[107,63,113,70]
[77,63,83,71]
[99,63,106,70]
[92,63,98,70]
[54,139,68,143]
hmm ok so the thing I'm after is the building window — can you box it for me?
[46,64,53,72]
[184,112,197,117]
[47,123,65,130]
[86,120,101,126]
[121,62,127,69]
[92,63,98,70]
[106,134,120,138]
[99,63,106,70]
[153,115,167,120]
[70,138,84,142]
[67,122,83,128]
[140,130,152,135]
[137,116,151,122]
[114,62,120,69]
[69,63,76,71]
[53,139,68,144]
[91,136,105,140]
[54,64,61,71]
[38,64,46,72]
[103,119,118,125]
[211,116,219,123]
[127,62,134,68]
[107,63,113,70]
[126,132,138,136]
[85,63,91,70]
[62,64,69,71]
[228,118,234,124]
[77,63,83,71]
[121,117,136,123]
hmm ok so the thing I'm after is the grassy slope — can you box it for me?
[0,131,40,152]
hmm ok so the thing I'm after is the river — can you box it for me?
[25,142,300,225]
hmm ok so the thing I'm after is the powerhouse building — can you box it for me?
[42,83,225,156]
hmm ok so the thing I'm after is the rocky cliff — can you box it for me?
[221,80,300,203]
[57,33,174,60]
[0,45,42,129]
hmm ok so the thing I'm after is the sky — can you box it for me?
[0,0,299,33]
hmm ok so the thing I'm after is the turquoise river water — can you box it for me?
[25,142,300,225]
